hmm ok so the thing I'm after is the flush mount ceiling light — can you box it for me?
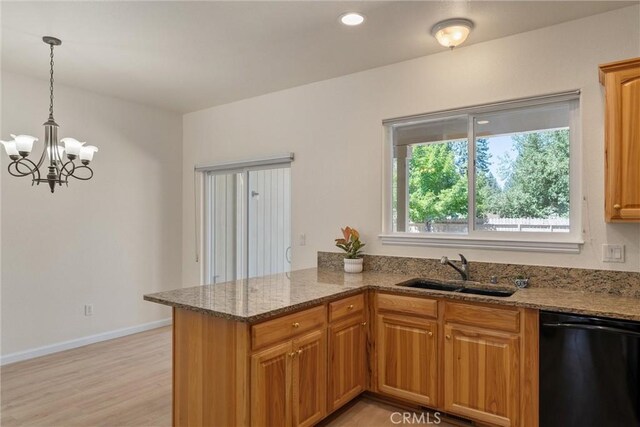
[0,36,98,193]
[340,12,365,26]
[431,18,474,49]
[476,120,490,125]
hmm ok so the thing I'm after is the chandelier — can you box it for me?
[1,36,98,193]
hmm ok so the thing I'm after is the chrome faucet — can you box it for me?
[440,254,469,281]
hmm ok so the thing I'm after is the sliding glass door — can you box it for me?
[204,165,291,284]
[248,167,291,279]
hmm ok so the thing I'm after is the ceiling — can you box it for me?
[2,1,637,113]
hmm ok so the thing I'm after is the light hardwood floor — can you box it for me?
[322,399,462,427]
[1,327,172,427]
[1,326,463,427]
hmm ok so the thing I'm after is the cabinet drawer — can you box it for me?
[445,301,519,332]
[329,293,365,322]
[252,305,326,350]
[376,293,438,318]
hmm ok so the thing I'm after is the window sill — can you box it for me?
[378,233,583,254]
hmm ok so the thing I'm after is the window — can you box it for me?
[382,92,581,253]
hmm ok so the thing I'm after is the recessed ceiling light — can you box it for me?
[340,12,365,26]
[431,18,474,49]
[477,120,490,125]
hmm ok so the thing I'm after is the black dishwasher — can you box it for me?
[540,311,640,427]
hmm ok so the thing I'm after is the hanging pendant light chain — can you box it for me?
[49,43,55,119]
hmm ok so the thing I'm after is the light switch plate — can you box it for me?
[602,244,625,263]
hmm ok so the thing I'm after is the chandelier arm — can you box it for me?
[7,161,34,177]
[8,158,40,181]
[67,164,94,181]
[28,158,42,183]
[59,160,76,178]
[32,143,49,170]
[58,161,72,186]
[54,142,65,165]
[16,160,36,175]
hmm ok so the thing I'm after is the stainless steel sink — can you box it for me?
[396,278,515,298]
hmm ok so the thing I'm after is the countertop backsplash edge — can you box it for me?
[317,251,640,298]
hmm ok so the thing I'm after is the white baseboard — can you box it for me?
[0,318,172,366]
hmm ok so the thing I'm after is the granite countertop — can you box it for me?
[144,268,640,323]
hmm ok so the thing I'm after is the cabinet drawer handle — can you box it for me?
[297,349,303,355]
[348,304,354,310]
[288,352,296,358]
[361,322,367,326]
[614,204,621,209]
[428,331,433,337]
[292,322,300,328]
[446,335,451,340]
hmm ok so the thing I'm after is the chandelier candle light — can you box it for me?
[0,36,98,193]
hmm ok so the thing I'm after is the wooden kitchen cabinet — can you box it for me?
[251,341,293,427]
[599,57,640,222]
[292,330,327,427]
[251,316,326,427]
[327,306,367,412]
[172,292,538,427]
[373,295,537,427]
[375,296,439,406]
[443,323,520,427]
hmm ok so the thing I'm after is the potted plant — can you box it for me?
[335,226,365,273]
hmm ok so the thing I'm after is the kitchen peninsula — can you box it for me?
[144,265,640,427]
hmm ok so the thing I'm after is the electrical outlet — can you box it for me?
[299,233,306,246]
[84,304,94,316]
[602,244,625,263]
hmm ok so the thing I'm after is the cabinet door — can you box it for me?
[443,324,519,427]
[603,61,640,221]
[251,341,293,427]
[376,313,438,406]
[328,315,366,412]
[292,329,326,427]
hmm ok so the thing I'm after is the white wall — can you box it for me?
[183,6,640,286]
[1,72,182,356]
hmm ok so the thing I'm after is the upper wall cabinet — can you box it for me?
[599,57,640,222]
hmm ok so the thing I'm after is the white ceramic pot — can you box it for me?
[344,258,363,274]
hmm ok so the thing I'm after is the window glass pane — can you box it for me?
[393,116,469,233]
[395,116,469,146]
[207,172,243,284]
[248,167,291,278]
[474,103,570,233]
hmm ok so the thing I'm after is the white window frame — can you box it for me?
[380,91,583,254]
